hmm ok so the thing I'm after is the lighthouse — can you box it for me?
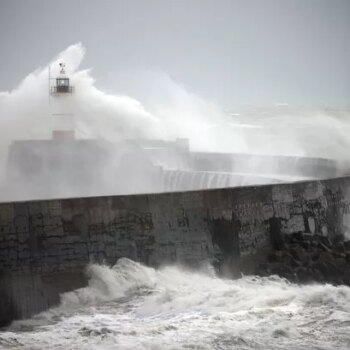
[49,62,75,140]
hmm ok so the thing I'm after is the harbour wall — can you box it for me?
[1,176,350,326]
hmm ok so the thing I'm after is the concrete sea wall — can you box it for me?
[1,176,350,326]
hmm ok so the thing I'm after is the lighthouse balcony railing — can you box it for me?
[50,86,74,94]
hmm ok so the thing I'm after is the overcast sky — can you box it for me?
[0,0,349,109]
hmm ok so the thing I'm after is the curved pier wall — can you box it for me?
[1,176,350,325]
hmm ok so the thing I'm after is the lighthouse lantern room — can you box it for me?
[51,63,73,94]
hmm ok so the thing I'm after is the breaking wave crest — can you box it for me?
[2,258,350,349]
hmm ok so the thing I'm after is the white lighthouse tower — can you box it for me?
[49,62,75,140]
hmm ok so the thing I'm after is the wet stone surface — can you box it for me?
[257,232,350,286]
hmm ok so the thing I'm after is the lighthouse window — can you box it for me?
[57,78,69,86]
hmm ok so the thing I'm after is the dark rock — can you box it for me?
[327,261,342,276]
[301,241,311,251]
[281,251,299,266]
[309,241,317,249]
[332,276,344,286]
[344,240,350,252]
[268,262,287,275]
[345,253,350,264]
[311,251,320,261]
[333,242,345,254]
[332,251,345,259]
[267,253,278,263]
[280,264,294,276]
[343,270,350,286]
[312,259,343,284]
[317,242,332,253]
[312,261,329,278]
[275,250,290,262]
[318,251,334,264]
[281,272,297,282]
[334,258,347,271]
[311,234,321,243]
[311,268,324,282]
[318,236,332,249]
[267,251,288,263]
[333,234,344,244]
[290,232,304,243]
[258,230,349,286]
[290,246,308,263]
[296,267,314,283]
[256,263,269,276]
[303,234,313,241]
[290,257,302,268]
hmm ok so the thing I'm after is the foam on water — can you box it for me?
[1,258,350,350]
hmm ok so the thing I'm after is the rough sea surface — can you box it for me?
[1,258,350,350]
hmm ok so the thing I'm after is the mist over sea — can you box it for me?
[1,44,350,201]
[1,258,349,350]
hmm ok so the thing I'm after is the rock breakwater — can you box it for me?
[257,232,350,286]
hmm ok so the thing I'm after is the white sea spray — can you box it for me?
[1,258,350,350]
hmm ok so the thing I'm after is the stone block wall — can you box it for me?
[1,176,350,325]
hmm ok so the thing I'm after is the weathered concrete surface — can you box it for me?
[1,176,350,325]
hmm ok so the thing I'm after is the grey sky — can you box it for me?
[0,0,349,109]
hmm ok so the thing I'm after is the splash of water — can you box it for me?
[1,43,350,201]
[2,258,350,349]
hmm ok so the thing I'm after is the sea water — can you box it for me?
[1,258,350,350]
